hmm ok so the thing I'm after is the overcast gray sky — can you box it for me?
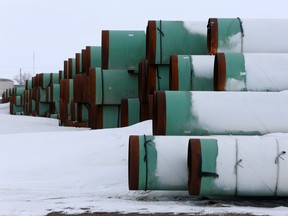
[1,0,288,81]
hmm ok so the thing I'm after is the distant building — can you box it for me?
[0,78,14,95]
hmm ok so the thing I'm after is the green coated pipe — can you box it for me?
[120,98,140,127]
[208,18,288,54]
[153,90,288,135]
[82,46,101,74]
[146,20,207,64]
[129,135,192,190]
[188,137,288,196]
[102,30,145,72]
[215,53,288,91]
[170,55,214,91]
[90,69,138,105]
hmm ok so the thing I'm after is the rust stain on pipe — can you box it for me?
[75,53,81,74]
[188,139,202,195]
[89,68,96,105]
[153,91,166,135]
[214,53,226,91]
[207,18,218,55]
[169,55,179,90]
[146,21,156,64]
[81,48,87,74]
[128,135,140,190]
[120,99,129,127]
[147,64,157,95]
[102,30,109,70]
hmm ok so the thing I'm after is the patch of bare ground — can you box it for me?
[47,213,256,216]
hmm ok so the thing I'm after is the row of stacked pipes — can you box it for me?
[2,18,288,196]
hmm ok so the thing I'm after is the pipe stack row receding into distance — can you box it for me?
[2,18,288,197]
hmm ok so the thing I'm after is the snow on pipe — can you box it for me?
[146,20,208,65]
[170,55,214,91]
[214,53,288,91]
[102,30,145,72]
[120,98,140,127]
[129,135,191,191]
[153,90,288,136]
[207,18,288,55]
[188,137,288,196]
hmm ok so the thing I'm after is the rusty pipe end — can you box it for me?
[188,139,202,196]
[214,53,226,91]
[120,99,129,127]
[146,20,156,64]
[152,91,166,135]
[169,55,179,90]
[101,30,109,70]
[128,135,140,190]
[207,18,218,55]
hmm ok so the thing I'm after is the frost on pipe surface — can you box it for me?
[188,137,288,196]
[153,90,288,136]
[215,53,288,91]
[129,135,190,190]
[207,18,288,54]
[146,20,207,65]
[170,55,214,91]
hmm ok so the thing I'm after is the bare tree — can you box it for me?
[14,69,32,85]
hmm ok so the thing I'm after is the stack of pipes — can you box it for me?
[129,18,288,197]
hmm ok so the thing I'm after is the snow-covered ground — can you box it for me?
[0,102,288,216]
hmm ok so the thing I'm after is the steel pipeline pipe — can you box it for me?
[82,46,101,74]
[129,135,191,190]
[68,58,76,79]
[75,53,82,74]
[147,64,170,95]
[49,84,60,102]
[170,55,214,91]
[138,59,149,103]
[146,20,208,65]
[74,74,89,103]
[25,80,32,90]
[64,60,69,79]
[58,70,64,81]
[214,53,288,91]
[153,90,288,136]
[88,103,120,129]
[140,95,153,122]
[89,68,138,105]
[188,137,288,196]
[60,79,74,103]
[102,30,145,72]
[120,98,140,127]
[207,18,288,54]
